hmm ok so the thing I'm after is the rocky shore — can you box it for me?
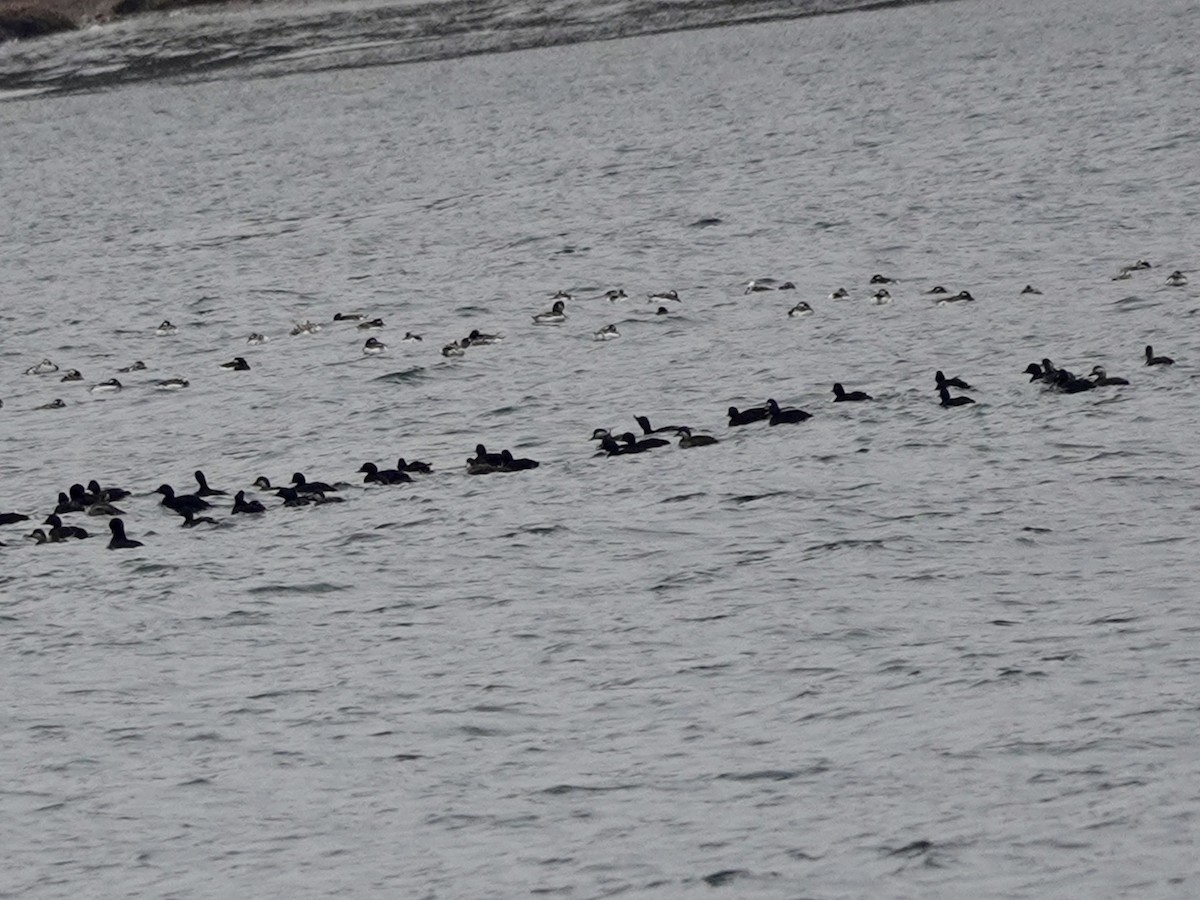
[0,0,249,40]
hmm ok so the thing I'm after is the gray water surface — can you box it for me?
[3,0,1200,895]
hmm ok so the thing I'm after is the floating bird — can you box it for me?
[935,371,971,391]
[358,462,412,485]
[767,398,812,424]
[219,357,250,371]
[90,378,122,394]
[1166,270,1188,286]
[788,301,813,317]
[1089,366,1129,386]
[396,457,432,474]
[727,404,770,426]
[938,385,975,407]
[678,427,718,448]
[532,300,567,325]
[1145,345,1174,366]
[117,361,147,372]
[593,324,620,341]
[24,358,58,375]
[1021,284,1042,295]
[155,320,177,336]
[107,518,143,549]
[232,490,266,514]
[194,470,227,496]
[363,337,388,355]
[832,383,872,402]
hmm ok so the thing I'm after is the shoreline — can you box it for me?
[0,0,254,40]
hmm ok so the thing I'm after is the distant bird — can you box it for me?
[43,514,88,541]
[156,484,211,516]
[155,320,178,336]
[767,398,812,425]
[232,490,266,514]
[938,385,975,407]
[117,361,147,372]
[870,274,896,284]
[219,357,251,371]
[1089,366,1129,386]
[363,337,388,355]
[24,358,58,375]
[155,377,189,390]
[396,457,432,474]
[1021,284,1042,295]
[499,450,540,471]
[635,415,687,435]
[604,289,628,301]
[356,318,385,330]
[181,510,220,527]
[358,462,412,485]
[441,342,465,357]
[728,404,770,426]
[937,290,975,304]
[870,288,892,305]
[194,470,227,496]
[787,301,813,317]
[649,290,681,302]
[107,518,143,549]
[401,332,423,342]
[926,285,948,294]
[1166,270,1188,287]
[334,312,366,322]
[246,333,268,345]
[593,324,620,341]
[829,288,850,299]
[621,432,669,452]
[832,383,872,402]
[90,378,123,394]
[532,300,567,325]
[1145,345,1175,366]
[935,370,971,391]
[60,369,83,382]
[678,427,718,448]
[291,472,337,494]
[0,512,30,526]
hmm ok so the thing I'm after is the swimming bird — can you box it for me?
[180,510,220,527]
[1166,270,1188,286]
[155,377,189,390]
[829,288,850,300]
[291,472,337,494]
[532,300,567,325]
[90,378,123,394]
[247,333,268,345]
[60,369,83,382]
[252,476,274,490]
[655,306,670,316]
[1089,366,1130,386]
[787,301,814,317]
[275,487,313,507]
[155,320,177,336]
[68,483,97,507]
[870,288,892,305]
[598,435,633,456]
[649,290,681,302]
[727,405,770,426]
[927,286,949,294]
[935,370,972,390]
[621,432,669,451]
[767,398,812,425]
[678,427,718,448]
[54,491,84,515]
[291,320,321,336]
[777,282,795,290]
[551,290,573,301]
[745,279,777,293]
[334,312,366,322]
[364,337,388,355]
[37,399,66,409]
[1021,284,1043,295]
[605,289,628,301]
[87,501,126,517]
[43,514,88,541]
[0,512,30,525]
[24,358,58,375]
[441,341,465,357]
[117,361,147,372]
[358,462,412,485]
[357,318,385,330]
[194,470,227,496]
[107,518,143,549]
[1145,345,1174,366]
[1052,369,1096,393]
[472,444,506,467]
[938,385,975,407]
[499,450,540,471]
[635,415,687,435]
[870,274,896,284]
[156,484,211,516]
[593,324,620,341]
[937,290,975,304]
[219,357,250,371]
[401,332,423,342]
[231,490,266,514]
[396,457,432,474]
[88,480,130,502]
[832,383,872,402]
[464,329,502,346]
